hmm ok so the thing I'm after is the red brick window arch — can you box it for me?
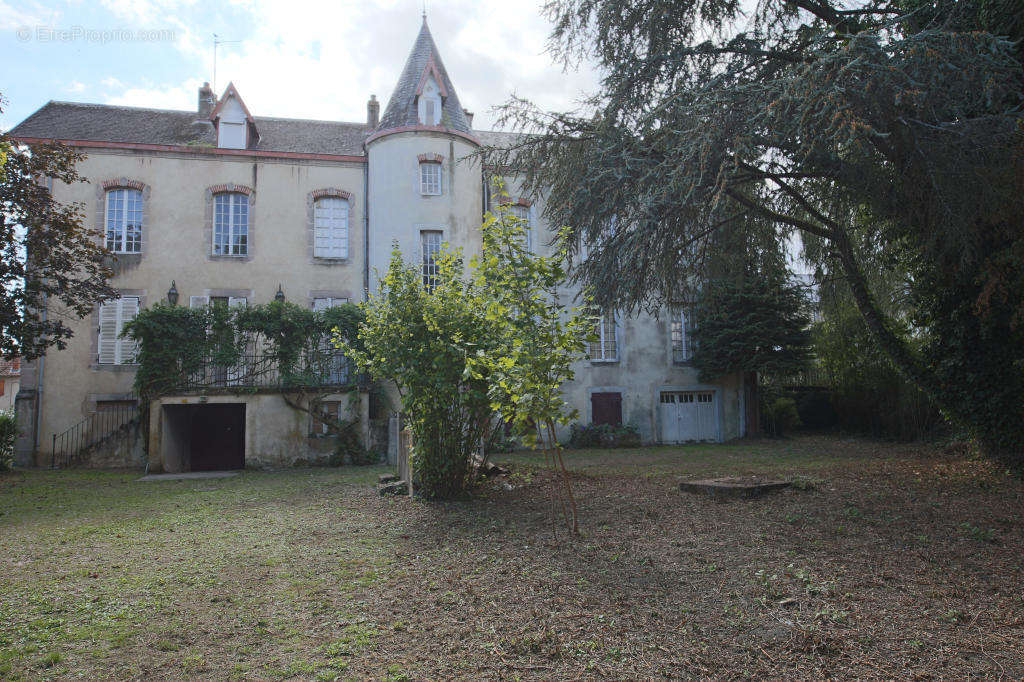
[418,153,444,196]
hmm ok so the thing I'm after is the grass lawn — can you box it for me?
[1,435,1022,680]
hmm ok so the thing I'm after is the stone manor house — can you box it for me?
[10,18,755,471]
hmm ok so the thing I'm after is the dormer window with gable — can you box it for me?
[210,82,259,150]
[418,76,443,125]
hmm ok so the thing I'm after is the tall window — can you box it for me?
[671,306,697,363]
[213,192,249,256]
[105,188,143,253]
[312,297,350,384]
[420,162,442,195]
[511,204,532,251]
[97,297,140,365]
[421,230,443,290]
[590,311,618,362]
[313,197,349,259]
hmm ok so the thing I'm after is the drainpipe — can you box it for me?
[363,142,370,302]
[33,296,46,459]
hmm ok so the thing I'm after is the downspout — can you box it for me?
[362,142,370,302]
[33,296,46,459]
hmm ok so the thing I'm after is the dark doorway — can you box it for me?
[189,404,245,471]
[591,392,623,426]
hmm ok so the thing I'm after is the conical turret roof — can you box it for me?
[376,17,472,135]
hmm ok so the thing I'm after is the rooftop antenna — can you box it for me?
[213,33,242,93]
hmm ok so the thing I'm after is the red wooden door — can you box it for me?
[591,392,623,426]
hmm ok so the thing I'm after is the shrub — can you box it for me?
[567,423,641,449]
[330,418,377,466]
[0,411,18,471]
[764,397,801,437]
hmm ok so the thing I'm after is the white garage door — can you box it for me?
[659,391,717,443]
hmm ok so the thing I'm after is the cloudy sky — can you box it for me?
[0,0,601,132]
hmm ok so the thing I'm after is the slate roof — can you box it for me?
[9,101,373,156]
[378,18,472,134]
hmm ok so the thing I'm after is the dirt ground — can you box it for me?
[1,435,1022,680]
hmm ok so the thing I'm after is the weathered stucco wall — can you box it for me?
[33,148,366,459]
[366,131,482,289]
[149,391,367,472]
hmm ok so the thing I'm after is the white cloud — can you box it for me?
[65,81,86,93]
[96,0,600,130]
[0,0,61,30]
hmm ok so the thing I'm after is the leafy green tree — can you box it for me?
[483,0,1024,466]
[1,95,115,359]
[466,188,595,531]
[346,247,498,498]
[345,201,594,506]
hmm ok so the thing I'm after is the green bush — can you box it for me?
[568,423,641,449]
[764,397,801,437]
[330,418,378,466]
[0,411,18,471]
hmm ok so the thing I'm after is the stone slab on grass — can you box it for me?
[139,471,239,482]
[680,477,791,500]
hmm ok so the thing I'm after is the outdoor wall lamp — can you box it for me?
[167,280,179,306]
[275,284,285,302]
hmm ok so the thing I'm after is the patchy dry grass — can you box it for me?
[1,436,1022,679]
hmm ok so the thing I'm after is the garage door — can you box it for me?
[659,391,717,443]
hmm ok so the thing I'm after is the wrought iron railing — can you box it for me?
[179,352,353,392]
[51,399,140,468]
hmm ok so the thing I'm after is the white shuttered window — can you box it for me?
[98,297,140,365]
[313,197,349,259]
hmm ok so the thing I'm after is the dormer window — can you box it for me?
[209,82,258,150]
[417,75,443,126]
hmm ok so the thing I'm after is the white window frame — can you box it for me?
[105,188,143,254]
[420,230,443,290]
[97,297,140,365]
[671,306,696,363]
[312,297,349,311]
[419,162,443,196]
[590,311,618,362]
[510,204,532,252]
[212,192,249,256]
[313,197,349,259]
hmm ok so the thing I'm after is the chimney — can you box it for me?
[463,108,474,128]
[367,94,380,127]
[198,82,216,118]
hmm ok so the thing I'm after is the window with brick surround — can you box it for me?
[213,192,249,256]
[313,197,349,259]
[420,162,442,195]
[105,188,143,253]
[97,297,139,365]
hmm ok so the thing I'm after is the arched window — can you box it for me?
[313,197,349,259]
[105,188,143,253]
[213,192,249,256]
